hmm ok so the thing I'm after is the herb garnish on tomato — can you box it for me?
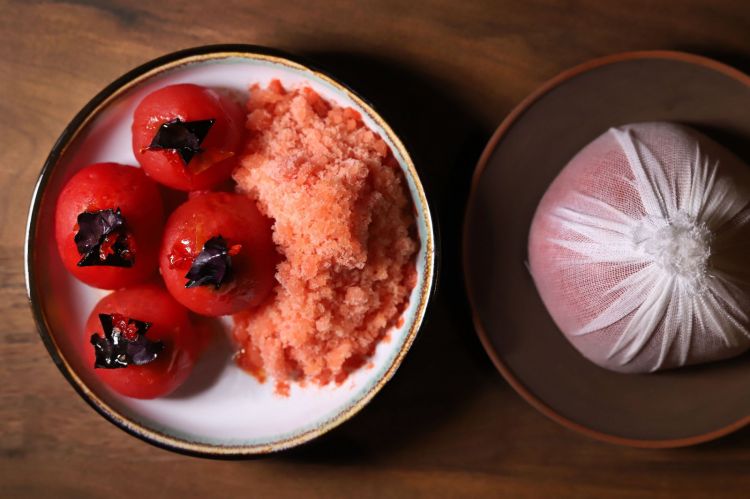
[90,313,163,369]
[184,235,241,289]
[146,118,215,165]
[75,208,134,267]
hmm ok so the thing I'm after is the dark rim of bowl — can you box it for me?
[24,44,437,458]
[463,50,750,449]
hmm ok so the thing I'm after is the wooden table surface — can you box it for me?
[2,1,750,497]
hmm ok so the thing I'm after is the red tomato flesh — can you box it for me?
[55,162,164,289]
[160,192,277,316]
[84,283,200,399]
[132,84,244,191]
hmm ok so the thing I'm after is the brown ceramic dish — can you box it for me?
[464,51,750,447]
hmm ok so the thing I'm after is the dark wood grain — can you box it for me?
[2,1,750,497]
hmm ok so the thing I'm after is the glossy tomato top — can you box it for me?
[84,283,200,399]
[132,84,245,191]
[55,162,164,289]
[160,192,277,316]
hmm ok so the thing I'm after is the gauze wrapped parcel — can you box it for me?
[529,122,750,373]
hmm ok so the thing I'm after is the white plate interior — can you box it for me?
[30,54,433,448]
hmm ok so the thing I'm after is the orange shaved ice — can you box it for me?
[232,80,418,389]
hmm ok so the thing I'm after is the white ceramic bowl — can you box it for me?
[25,45,436,456]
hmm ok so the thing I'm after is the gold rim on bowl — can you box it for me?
[25,44,436,457]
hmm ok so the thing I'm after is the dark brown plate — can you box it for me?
[463,51,750,447]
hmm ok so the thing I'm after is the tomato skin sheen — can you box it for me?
[84,284,200,399]
[160,192,277,317]
[132,84,244,191]
[55,162,164,289]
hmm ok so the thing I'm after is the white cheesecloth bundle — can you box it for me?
[528,122,750,373]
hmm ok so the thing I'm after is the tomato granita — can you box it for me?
[232,80,418,393]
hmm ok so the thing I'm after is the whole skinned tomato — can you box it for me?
[55,162,164,289]
[132,84,245,191]
[84,283,202,399]
[160,192,277,316]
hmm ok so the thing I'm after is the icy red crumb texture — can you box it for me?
[232,80,418,393]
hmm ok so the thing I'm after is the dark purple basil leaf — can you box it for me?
[77,236,133,268]
[75,208,134,268]
[126,335,164,366]
[91,332,120,369]
[185,235,232,289]
[147,118,215,165]
[75,209,123,254]
[91,314,162,370]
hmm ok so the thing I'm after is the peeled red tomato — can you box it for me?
[160,192,277,316]
[84,284,200,399]
[132,84,244,191]
[55,162,163,289]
